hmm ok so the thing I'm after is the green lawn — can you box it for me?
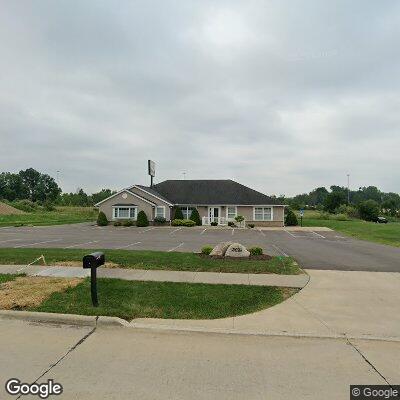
[301,211,400,247]
[0,273,20,284]
[0,206,97,227]
[0,248,301,274]
[30,277,297,320]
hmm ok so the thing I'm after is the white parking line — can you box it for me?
[258,229,266,237]
[284,229,297,238]
[140,227,156,233]
[312,231,326,239]
[117,241,142,249]
[272,244,289,257]
[200,228,207,235]
[14,239,62,248]
[0,239,22,244]
[64,240,99,249]
[168,242,184,252]
[169,228,182,235]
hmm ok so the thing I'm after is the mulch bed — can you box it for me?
[199,254,272,261]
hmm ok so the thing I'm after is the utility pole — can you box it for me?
[56,170,60,186]
[347,174,350,204]
[182,172,186,180]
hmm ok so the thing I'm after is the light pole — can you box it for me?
[347,174,350,204]
[56,170,60,185]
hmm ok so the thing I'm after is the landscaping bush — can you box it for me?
[136,210,149,227]
[210,221,218,226]
[248,246,263,256]
[189,208,202,226]
[171,219,183,226]
[97,211,108,226]
[332,213,350,221]
[228,221,236,227]
[358,200,380,222]
[201,246,213,255]
[247,223,255,228]
[154,216,166,225]
[113,221,122,227]
[123,220,134,227]
[182,219,196,227]
[235,215,244,223]
[285,209,298,226]
[173,207,184,220]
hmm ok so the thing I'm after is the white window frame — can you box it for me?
[112,206,138,220]
[155,206,165,218]
[180,206,194,219]
[253,206,273,221]
[226,206,237,219]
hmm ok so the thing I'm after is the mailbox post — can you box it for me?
[83,252,105,307]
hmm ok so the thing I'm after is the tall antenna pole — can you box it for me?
[347,174,350,204]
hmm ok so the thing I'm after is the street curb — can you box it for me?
[0,310,97,327]
[1,310,399,343]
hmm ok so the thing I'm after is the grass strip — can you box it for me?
[0,248,301,274]
[31,277,298,320]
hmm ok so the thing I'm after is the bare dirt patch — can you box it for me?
[0,201,25,215]
[54,260,121,268]
[0,276,82,309]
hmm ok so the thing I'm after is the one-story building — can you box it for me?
[95,180,286,227]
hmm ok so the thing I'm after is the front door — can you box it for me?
[208,207,219,223]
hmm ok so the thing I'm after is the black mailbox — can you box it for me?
[83,252,105,307]
[83,252,105,269]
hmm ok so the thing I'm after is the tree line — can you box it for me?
[0,168,115,207]
[287,185,400,216]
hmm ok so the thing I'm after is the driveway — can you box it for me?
[0,223,399,272]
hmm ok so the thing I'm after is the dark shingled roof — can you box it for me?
[135,185,173,204]
[152,180,282,205]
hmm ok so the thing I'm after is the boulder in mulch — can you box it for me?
[225,243,250,258]
[210,241,233,256]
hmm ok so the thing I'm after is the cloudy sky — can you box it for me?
[1,1,399,196]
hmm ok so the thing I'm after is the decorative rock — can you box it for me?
[210,241,233,257]
[225,243,250,258]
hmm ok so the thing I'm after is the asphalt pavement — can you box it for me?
[0,223,399,272]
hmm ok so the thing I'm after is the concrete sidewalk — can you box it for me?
[132,269,400,340]
[0,264,309,288]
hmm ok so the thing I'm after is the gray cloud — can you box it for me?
[0,0,399,196]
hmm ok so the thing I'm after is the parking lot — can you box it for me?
[0,223,399,272]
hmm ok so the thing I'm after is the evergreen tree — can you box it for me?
[189,208,202,225]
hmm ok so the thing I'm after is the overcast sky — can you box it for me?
[1,1,399,196]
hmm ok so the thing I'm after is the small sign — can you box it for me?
[299,209,304,217]
[148,160,155,177]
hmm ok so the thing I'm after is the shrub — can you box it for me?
[235,215,244,223]
[248,246,263,256]
[210,221,218,226]
[97,211,108,226]
[173,207,184,219]
[154,216,166,225]
[136,210,149,227]
[11,200,38,213]
[358,200,380,222]
[113,221,122,227]
[189,208,202,225]
[247,223,255,228]
[43,200,55,211]
[285,209,298,226]
[332,213,350,221]
[182,219,196,227]
[228,221,236,227]
[201,246,213,255]
[171,219,182,226]
[123,220,134,227]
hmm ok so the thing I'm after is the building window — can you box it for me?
[180,206,194,219]
[227,206,237,219]
[254,207,272,221]
[113,206,137,219]
[155,206,165,218]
